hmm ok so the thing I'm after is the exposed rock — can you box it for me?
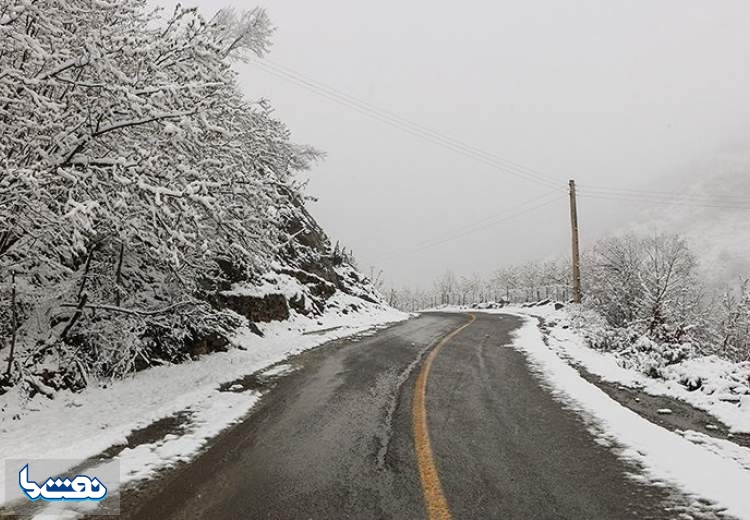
[213,293,290,323]
[288,293,308,315]
[281,268,336,300]
[186,332,230,360]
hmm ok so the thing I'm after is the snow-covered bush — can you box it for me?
[610,333,693,378]
[579,234,710,376]
[710,280,750,362]
[585,233,704,343]
[569,233,750,384]
[567,304,693,378]
[0,0,320,392]
[582,233,750,364]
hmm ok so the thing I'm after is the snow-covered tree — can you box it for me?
[712,279,750,361]
[492,266,520,302]
[0,0,319,391]
[587,234,703,342]
[435,269,458,305]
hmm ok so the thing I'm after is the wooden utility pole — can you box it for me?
[569,179,582,303]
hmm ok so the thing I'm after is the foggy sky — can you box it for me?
[158,0,750,288]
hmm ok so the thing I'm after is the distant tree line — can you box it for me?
[387,233,750,362]
[387,258,572,311]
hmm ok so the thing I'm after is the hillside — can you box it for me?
[0,1,400,399]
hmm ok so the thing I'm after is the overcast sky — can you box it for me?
[158,0,750,288]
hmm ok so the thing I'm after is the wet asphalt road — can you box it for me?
[125,312,706,520]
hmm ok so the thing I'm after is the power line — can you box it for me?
[409,188,561,249]
[578,191,750,210]
[384,192,566,257]
[251,59,565,189]
[252,61,572,252]
[254,59,565,188]
[578,184,748,205]
[252,58,749,209]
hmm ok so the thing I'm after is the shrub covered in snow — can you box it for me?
[711,279,750,363]
[585,234,704,339]
[588,326,694,379]
[562,304,750,404]
[581,233,750,365]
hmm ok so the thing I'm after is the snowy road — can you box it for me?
[122,313,728,519]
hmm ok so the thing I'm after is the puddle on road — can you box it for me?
[219,363,298,393]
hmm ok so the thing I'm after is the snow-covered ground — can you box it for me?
[506,312,750,520]
[503,303,750,434]
[0,293,408,510]
[439,303,750,519]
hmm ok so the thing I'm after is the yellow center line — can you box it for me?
[411,313,476,520]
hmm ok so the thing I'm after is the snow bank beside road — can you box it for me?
[0,298,407,508]
[503,303,750,434]
[509,313,750,520]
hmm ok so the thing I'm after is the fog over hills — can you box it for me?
[629,146,750,288]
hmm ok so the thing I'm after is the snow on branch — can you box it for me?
[59,301,198,317]
[0,0,321,392]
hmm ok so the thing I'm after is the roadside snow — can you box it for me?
[507,313,750,520]
[430,304,750,517]
[260,363,294,377]
[0,297,407,508]
[502,303,750,434]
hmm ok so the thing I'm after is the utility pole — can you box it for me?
[569,179,582,303]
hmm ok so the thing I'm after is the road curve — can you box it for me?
[123,312,711,519]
